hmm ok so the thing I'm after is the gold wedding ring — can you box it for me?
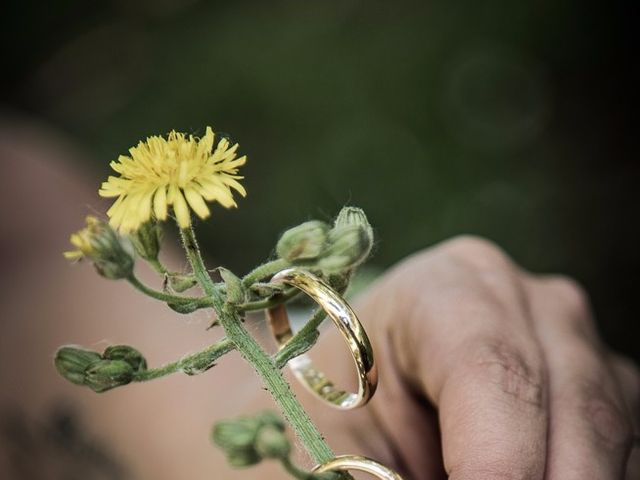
[313,455,404,479]
[267,268,377,409]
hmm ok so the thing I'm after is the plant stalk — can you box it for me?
[127,274,213,307]
[134,338,234,381]
[242,258,290,286]
[180,226,335,465]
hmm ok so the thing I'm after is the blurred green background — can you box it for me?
[2,0,637,359]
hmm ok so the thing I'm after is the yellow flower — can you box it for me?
[99,127,246,233]
[63,216,102,260]
[63,216,134,279]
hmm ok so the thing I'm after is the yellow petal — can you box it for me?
[137,190,154,225]
[167,183,178,204]
[63,250,83,260]
[184,188,210,219]
[222,176,247,197]
[172,189,191,228]
[153,187,168,220]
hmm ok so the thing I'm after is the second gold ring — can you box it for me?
[267,268,378,409]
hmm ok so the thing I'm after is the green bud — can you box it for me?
[276,221,330,262]
[103,345,147,373]
[226,449,262,468]
[54,346,102,385]
[334,206,374,240]
[318,226,371,272]
[129,221,162,261]
[254,424,290,459]
[84,359,134,393]
[255,411,286,429]
[212,411,288,468]
[167,273,197,292]
[213,418,261,450]
[64,216,134,280]
[317,207,374,273]
[219,267,245,304]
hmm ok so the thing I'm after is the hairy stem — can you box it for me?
[180,226,335,465]
[134,338,234,381]
[242,258,290,287]
[237,287,301,312]
[147,258,169,275]
[127,274,213,307]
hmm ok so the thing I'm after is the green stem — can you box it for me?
[134,338,234,381]
[147,258,169,275]
[127,274,213,307]
[242,258,290,287]
[180,226,335,465]
[237,287,301,312]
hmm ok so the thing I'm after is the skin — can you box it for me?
[314,236,640,480]
[0,119,638,479]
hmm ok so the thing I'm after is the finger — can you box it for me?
[378,237,548,480]
[608,354,640,480]
[608,353,640,431]
[526,276,633,479]
[300,289,446,479]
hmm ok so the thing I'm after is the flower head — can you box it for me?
[99,127,246,233]
[64,216,134,279]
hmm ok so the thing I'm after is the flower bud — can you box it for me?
[64,216,134,280]
[334,206,374,240]
[54,346,102,386]
[84,359,134,393]
[316,207,374,273]
[255,411,285,429]
[129,221,162,261]
[103,345,147,373]
[276,221,330,262]
[212,411,289,468]
[254,424,290,459]
[212,417,262,467]
[213,417,260,450]
[226,449,262,468]
[317,226,371,273]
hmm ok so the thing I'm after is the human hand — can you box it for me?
[314,236,638,480]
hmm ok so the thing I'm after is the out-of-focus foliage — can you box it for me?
[1,0,636,359]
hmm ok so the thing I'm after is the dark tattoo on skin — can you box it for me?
[1,403,131,479]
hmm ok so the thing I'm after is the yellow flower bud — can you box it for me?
[64,216,134,280]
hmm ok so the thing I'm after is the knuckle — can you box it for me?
[543,275,595,337]
[558,376,633,451]
[464,339,545,408]
[578,382,633,449]
[545,275,591,317]
[441,235,513,271]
